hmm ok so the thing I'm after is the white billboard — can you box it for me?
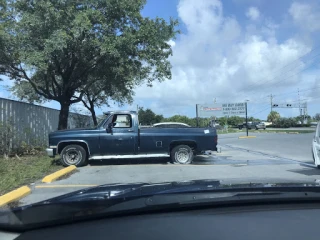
[197,102,246,117]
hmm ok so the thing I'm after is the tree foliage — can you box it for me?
[267,111,281,123]
[81,75,134,126]
[314,113,320,121]
[138,107,163,125]
[0,0,179,129]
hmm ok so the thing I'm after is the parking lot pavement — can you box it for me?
[21,132,320,205]
[219,132,315,163]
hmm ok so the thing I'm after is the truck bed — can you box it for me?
[139,127,217,154]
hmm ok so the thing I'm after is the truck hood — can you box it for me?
[49,128,97,137]
[53,128,94,133]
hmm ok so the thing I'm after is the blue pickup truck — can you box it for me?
[46,111,218,166]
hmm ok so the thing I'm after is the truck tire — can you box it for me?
[171,145,194,164]
[60,144,88,167]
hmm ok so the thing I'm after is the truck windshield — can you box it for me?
[0,0,318,228]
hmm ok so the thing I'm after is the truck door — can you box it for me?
[99,114,136,155]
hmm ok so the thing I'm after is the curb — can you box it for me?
[0,186,31,207]
[42,165,77,183]
[238,136,256,139]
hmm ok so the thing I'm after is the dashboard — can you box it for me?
[2,203,320,240]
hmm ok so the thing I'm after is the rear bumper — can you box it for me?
[46,148,56,158]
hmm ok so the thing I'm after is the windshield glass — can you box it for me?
[0,0,320,226]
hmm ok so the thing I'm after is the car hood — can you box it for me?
[2,178,320,232]
[22,178,320,206]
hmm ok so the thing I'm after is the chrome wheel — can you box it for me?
[63,149,82,165]
[175,148,190,163]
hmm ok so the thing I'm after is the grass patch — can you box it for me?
[0,155,63,196]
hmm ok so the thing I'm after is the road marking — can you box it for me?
[35,184,98,188]
[223,144,317,168]
[238,136,257,139]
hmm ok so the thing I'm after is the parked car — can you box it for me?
[238,122,252,130]
[153,122,191,128]
[255,122,266,130]
[312,121,320,168]
[46,111,218,167]
[238,122,266,130]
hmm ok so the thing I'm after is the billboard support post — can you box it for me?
[196,104,199,127]
[245,101,248,136]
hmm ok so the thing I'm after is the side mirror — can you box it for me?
[106,123,113,134]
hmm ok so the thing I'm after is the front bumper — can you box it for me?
[46,148,56,158]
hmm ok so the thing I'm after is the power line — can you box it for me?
[251,106,271,116]
[235,48,320,101]
[272,85,320,100]
[245,48,320,91]
[240,59,320,104]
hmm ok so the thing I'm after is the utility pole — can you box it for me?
[196,104,199,127]
[213,98,216,127]
[245,101,248,137]
[268,94,274,113]
[298,88,303,123]
[305,102,308,123]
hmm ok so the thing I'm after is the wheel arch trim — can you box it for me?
[57,140,91,155]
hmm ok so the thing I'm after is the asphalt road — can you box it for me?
[21,131,320,205]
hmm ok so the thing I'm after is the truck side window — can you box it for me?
[113,114,132,128]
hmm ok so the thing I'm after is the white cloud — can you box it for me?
[246,7,260,21]
[131,0,317,118]
[289,2,320,32]
[167,39,176,47]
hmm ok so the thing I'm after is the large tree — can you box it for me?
[267,111,281,123]
[0,0,179,129]
[81,77,134,126]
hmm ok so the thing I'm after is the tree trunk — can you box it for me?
[89,102,98,126]
[58,101,71,130]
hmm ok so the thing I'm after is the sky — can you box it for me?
[1,0,320,120]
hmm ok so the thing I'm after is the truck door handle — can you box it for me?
[128,129,134,132]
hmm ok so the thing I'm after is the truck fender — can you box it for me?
[57,140,91,155]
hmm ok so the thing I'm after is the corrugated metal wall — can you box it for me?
[0,97,92,147]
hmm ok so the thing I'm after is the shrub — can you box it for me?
[0,120,46,157]
[0,120,14,156]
